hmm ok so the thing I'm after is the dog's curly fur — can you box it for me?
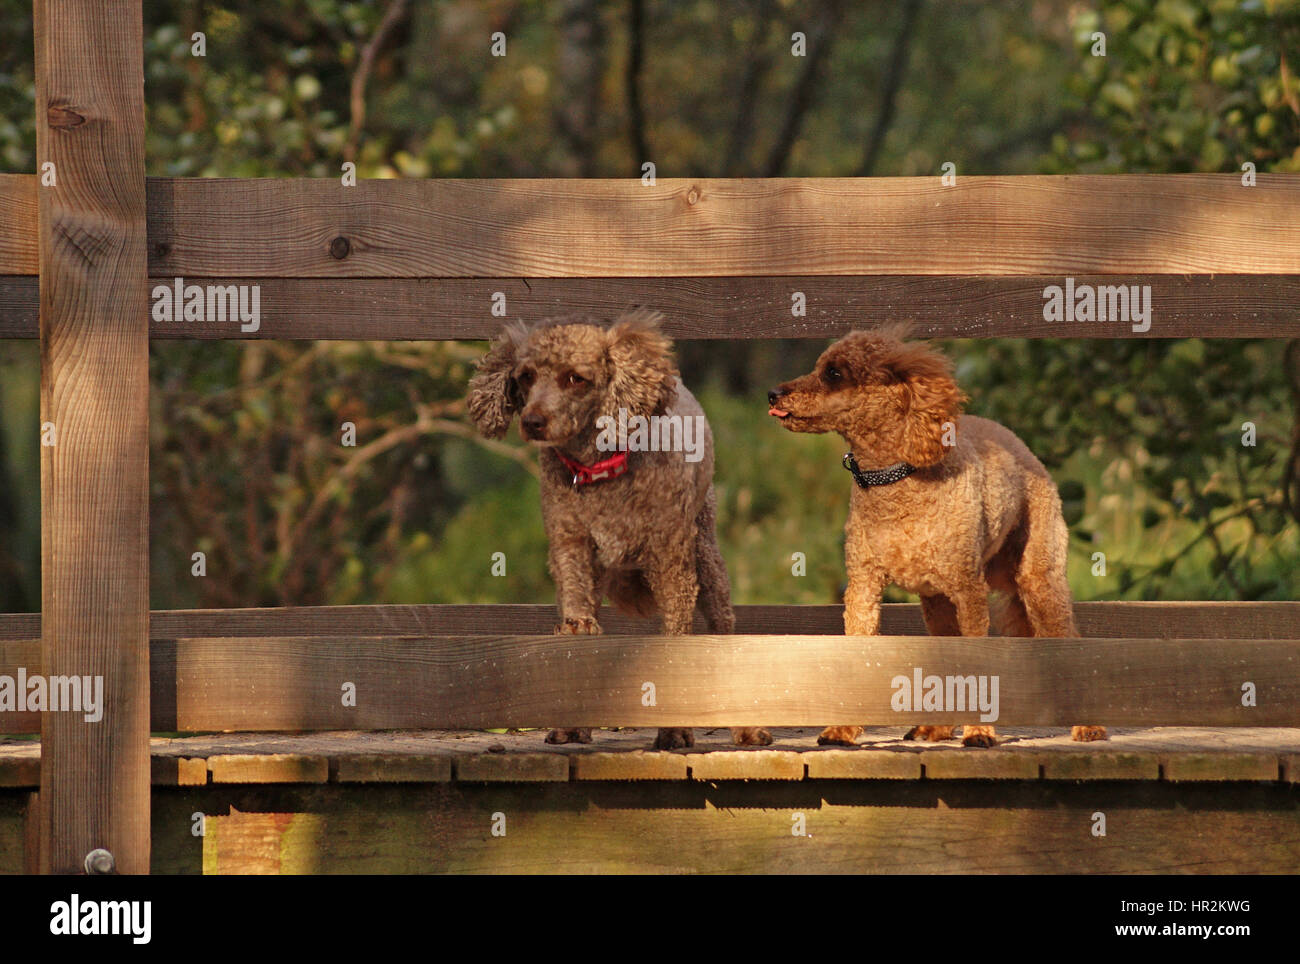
[770,324,1107,748]
[468,309,770,750]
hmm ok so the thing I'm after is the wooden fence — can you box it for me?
[1,1,1298,874]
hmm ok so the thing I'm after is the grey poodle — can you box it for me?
[467,309,770,749]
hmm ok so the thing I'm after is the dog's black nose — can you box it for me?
[768,387,787,406]
[521,414,547,437]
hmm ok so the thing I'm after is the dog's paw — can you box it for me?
[731,727,773,747]
[1071,725,1108,742]
[652,727,695,750]
[553,616,602,635]
[961,725,997,748]
[817,725,863,746]
[905,725,956,742]
[545,727,593,745]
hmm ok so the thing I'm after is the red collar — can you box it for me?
[553,449,630,487]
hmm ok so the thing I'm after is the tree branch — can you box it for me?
[763,0,846,177]
[626,0,651,169]
[723,0,779,175]
[345,0,410,164]
[855,0,923,176]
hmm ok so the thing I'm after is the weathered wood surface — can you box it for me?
[6,173,1300,278]
[0,176,35,275]
[4,726,1300,789]
[2,630,1298,733]
[34,0,151,875]
[4,273,1299,339]
[149,633,1300,730]
[4,600,1297,641]
[7,728,1300,874]
[191,781,1300,874]
[136,174,1300,278]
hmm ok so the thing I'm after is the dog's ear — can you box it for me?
[466,324,526,439]
[604,309,678,417]
[885,340,967,467]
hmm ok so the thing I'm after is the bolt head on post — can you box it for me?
[84,849,116,875]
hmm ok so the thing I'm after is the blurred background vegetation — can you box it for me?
[0,0,1297,614]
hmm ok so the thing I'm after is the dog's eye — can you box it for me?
[516,369,534,388]
[566,372,588,387]
[823,366,842,382]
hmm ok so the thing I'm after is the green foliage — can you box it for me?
[1050,0,1300,172]
[950,337,1297,599]
[0,0,1296,612]
[148,340,494,608]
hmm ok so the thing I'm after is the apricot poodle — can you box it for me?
[468,309,770,750]
[769,324,1105,747]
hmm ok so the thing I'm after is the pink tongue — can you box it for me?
[768,407,789,417]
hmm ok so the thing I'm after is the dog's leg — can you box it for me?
[842,571,885,636]
[647,542,700,750]
[647,542,698,636]
[819,559,885,746]
[545,535,600,745]
[950,585,997,747]
[694,490,736,634]
[902,594,961,743]
[548,535,601,635]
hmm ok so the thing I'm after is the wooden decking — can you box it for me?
[6,726,1300,874]
[5,725,1299,787]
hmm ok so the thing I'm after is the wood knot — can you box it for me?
[153,241,171,259]
[329,236,351,259]
[46,103,86,129]
[686,186,700,205]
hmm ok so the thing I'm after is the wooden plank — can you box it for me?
[334,755,453,784]
[0,754,40,788]
[1162,752,1280,782]
[208,755,329,785]
[688,751,806,781]
[150,756,207,787]
[35,0,151,875]
[0,618,36,640]
[5,273,1299,339]
[6,600,1296,642]
[6,174,1300,280]
[805,749,922,780]
[1041,752,1160,781]
[0,176,37,276]
[139,175,1300,278]
[158,781,1300,874]
[922,750,1043,780]
[453,753,568,783]
[0,640,42,731]
[0,276,38,336]
[136,634,1300,731]
[6,627,1300,735]
[571,751,690,781]
[143,600,1300,639]
[5,729,1300,794]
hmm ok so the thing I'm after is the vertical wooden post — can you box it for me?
[34,0,150,873]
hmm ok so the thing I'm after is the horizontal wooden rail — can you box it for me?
[4,173,1299,338]
[2,601,1298,641]
[3,274,1298,339]
[1,633,1297,732]
[1,174,1299,279]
